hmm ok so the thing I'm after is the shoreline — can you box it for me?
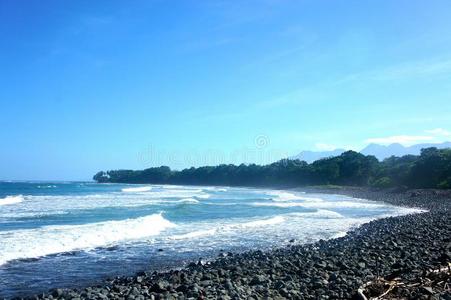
[10,187,451,299]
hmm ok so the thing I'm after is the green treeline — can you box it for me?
[93,147,451,189]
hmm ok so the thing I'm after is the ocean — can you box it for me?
[0,182,422,298]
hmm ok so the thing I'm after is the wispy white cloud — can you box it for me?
[314,143,337,151]
[366,128,451,146]
[336,58,451,85]
[425,128,451,136]
[255,57,451,111]
[366,135,434,146]
[371,59,451,81]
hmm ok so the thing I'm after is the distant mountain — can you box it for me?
[291,141,451,162]
[360,143,407,160]
[361,141,451,160]
[291,149,346,163]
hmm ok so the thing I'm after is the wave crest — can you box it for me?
[176,198,200,204]
[121,186,152,192]
[0,213,175,265]
[0,195,24,206]
[265,191,320,202]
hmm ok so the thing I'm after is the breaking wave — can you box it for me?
[176,198,200,204]
[265,191,320,202]
[0,213,175,266]
[0,195,24,206]
[121,186,152,192]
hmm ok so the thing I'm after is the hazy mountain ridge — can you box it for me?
[292,141,451,162]
[291,149,347,163]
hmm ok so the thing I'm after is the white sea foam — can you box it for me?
[0,187,209,219]
[299,201,386,209]
[167,215,286,241]
[332,231,348,238]
[265,191,321,202]
[37,185,56,189]
[176,198,200,204]
[250,202,305,208]
[0,195,24,206]
[250,200,385,209]
[0,213,175,265]
[201,187,229,192]
[170,228,217,240]
[160,185,204,192]
[372,207,427,218]
[237,216,285,228]
[0,185,426,269]
[2,210,69,219]
[165,185,228,193]
[138,189,208,198]
[265,190,302,201]
[299,196,325,202]
[290,209,345,219]
[121,186,152,192]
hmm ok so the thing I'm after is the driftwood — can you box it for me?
[357,263,450,299]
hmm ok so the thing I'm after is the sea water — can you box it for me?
[0,182,423,298]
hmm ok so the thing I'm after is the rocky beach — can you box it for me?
[13,188,450,300]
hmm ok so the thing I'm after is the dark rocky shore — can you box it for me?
[14,188,451,300]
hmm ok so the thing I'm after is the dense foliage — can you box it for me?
[94,147,451,189]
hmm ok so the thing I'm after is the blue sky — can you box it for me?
[1,0,451,180]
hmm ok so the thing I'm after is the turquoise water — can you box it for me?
[0,182,422,298]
